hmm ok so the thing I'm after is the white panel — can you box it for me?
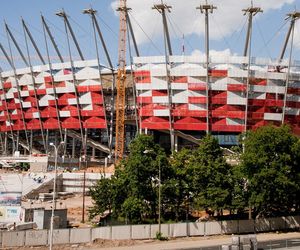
[211,81,228,91]
[82,104,93,110]
[188,103,206,110]
[80,79,100,86]
[153,109,170,116]
[228,69,248,78]
[251,85,266,93]
[59,111,71,117]
[76,67,99,80]
[264,113,282,121]
[171,83,188,90]
[46,88,54,95]
[32,112,40,119]
[267,72,286,80]
[55,87,67,94]
[151,66,167,76]
[286,108,299,115]
[20,91,29,97]
[266,86,285,94]
[19,74,33,85]
[226,118,244,125]
[22,102,32,108]
[53,75,73,82]
[6,93,14,99]
[139,90,152,97]
[287,94,300,102]
[136,83,152,90]
[79,93,92,104]
[173,91,188,103]
[188,76,206,84]
[39,100,48,106]
[68,98,78,105]
[153,96,169,103]
[151,78,168,89]
[227,92,247,105]
[189,90,206,97]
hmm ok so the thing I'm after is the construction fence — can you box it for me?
[0,216,299,248]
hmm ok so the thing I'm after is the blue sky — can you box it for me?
[0,0,299,70]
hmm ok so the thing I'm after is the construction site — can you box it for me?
[0,0,299,244]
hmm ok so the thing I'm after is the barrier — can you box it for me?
[52,229,70,245]
[150,224,169,238]
[1,216,300,248]
[239,219,255,233]
[131,225,150,239]
[268,217,286,231]
[25,230,48,246]
[189,222,205,236]
[70,228,91,244]
[221,220,239,234]
[111,225,131,240]
[205,221,222,235]
[169,223,187,237]
[2,231,25,247]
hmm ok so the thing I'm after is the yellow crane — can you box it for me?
[115,0,128,160]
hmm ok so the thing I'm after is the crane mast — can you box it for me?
[115,0,127,159]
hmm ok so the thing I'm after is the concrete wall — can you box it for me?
[2,231,25,247]
[70,228,92,243]
[1,216,300,248]
[25,230,48,246]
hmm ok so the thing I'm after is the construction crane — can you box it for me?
[115,0,128,160]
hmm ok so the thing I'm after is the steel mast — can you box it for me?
[197,1,217,135]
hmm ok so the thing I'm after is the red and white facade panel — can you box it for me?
[134,55,300,134]
[0,60,108,132]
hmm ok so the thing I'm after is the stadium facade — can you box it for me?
[0,5,299,165]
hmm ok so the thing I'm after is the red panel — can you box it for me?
[44,76,53,83]
[62,117,80,129]
[174,123,206,130]
[212,124,244,132]
[137,97,152,104]
[227,84,246,92]
[3,82,12,88]
[139,109,153,116]
[173,76,188,83]
[188,83,206,91]
[210,70,227,77]
[211,97,227,105]
[287,88,300,95]
[134,71,151,77]
[152,90,167,96]
[41,107,57,118]
[27,119,41,130]
[188,97,206,104]
[44,118,59,129]
[83,117,106,129]
[36,89,46,95]
[265,100,284,107]
[141,122,169,130]
[91,92,103,104]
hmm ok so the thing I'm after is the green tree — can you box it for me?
[189,135,232,215]
[89,177,114,220]
[241,125,300,217]
[163,148,193,221]
[89,134,169,224]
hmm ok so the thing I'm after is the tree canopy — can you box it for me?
[89,126,300,224]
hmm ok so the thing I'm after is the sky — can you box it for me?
[0,0,299,70]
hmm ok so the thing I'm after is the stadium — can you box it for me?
[0,3,299,167]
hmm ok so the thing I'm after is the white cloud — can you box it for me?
[111,0,296,47]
